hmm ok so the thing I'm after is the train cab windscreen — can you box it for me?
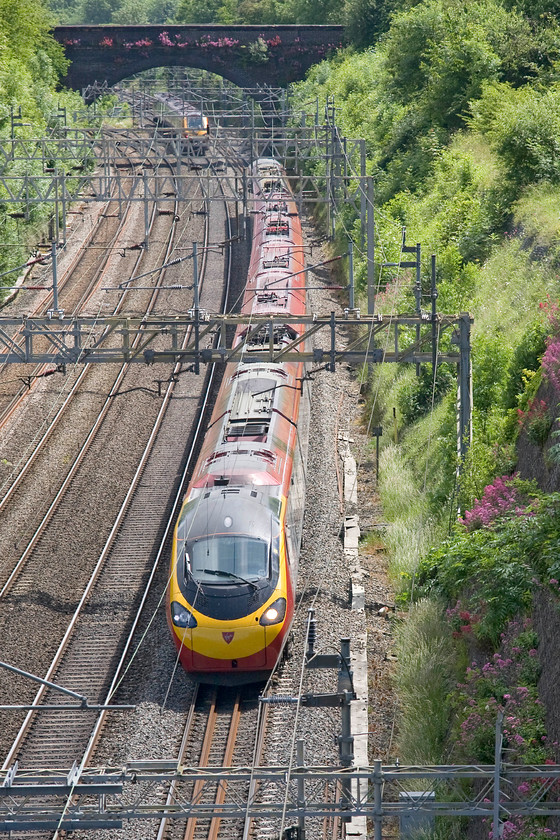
[189,536,269,583]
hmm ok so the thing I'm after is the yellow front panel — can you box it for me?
[191,623,267,659]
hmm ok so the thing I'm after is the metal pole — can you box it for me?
[360,140,366,248]
[348,239,354,310]
[60,171,67,246]
[242,169,248,240]
[296,739,306,839]
[492,711,504,840]
[54,169,59,245]
[193,242,200,375]
[0,659,86,704]
[367,178,375,315]
[373,759,383,840]
[104,141,110,197]
[143,171,149,250]
[325,123,331,240]
[330,121,337,239]
[339,638,354,824]
[251,97,255,163]
[118,169,123,218]
[458,313,472,462]
[51,241,59,313]
[192,241,199,310]
[176,135,181,195]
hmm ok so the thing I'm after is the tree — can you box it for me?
[175,0,223,22]
[344,0,399,49]
[237,0,279,23]
[77,0,121,22]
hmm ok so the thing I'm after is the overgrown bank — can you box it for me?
[289,1,560,835]
[0,0,120,294]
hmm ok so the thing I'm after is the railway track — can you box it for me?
[157,684,262,840]
[0,133,157,428]
[0,130,238,759]
[0,133,250,840]
[0,113,347,840]
[0,132,219,592]
[0,162,186,596]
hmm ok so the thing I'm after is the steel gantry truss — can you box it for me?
[0,311,470,368]
[0,310,472,456]
[2,760,560,834]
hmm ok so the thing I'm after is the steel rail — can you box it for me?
[0,150,140,427]
[206,695,242,840]
[0,165,183,597]
[183,690,219,840]
[155,684,201,840]
[0,175,164,520]
[1,158,208,770]
[0,127,173,427]
[74,150,238,840]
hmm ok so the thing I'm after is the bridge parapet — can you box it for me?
[54,25,345,90]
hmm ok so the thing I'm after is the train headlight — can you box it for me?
[259,597,287,626]
[171,601,197,628]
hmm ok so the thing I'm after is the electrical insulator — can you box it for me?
[306,608,317,658]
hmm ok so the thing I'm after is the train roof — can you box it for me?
[181,486,279,544]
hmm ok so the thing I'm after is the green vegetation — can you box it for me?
[0,0,114,291]
[285,0,560,824]
[7,0,560,828]
[394,598,456,764]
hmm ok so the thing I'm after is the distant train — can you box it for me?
[153,95,209,153]
[167,158,309,684]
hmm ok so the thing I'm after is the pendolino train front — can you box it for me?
[167,158,308,683]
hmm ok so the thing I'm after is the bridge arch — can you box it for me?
[54,25,345,91]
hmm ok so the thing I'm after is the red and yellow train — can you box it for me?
[153,95,210,152]
[167,158,308,683]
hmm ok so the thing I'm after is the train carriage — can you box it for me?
[167,158,308,683]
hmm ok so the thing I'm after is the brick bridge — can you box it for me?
[54,25,345,90]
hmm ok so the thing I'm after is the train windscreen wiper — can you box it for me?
[203,568,258,589]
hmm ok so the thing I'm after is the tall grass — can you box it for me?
[378,444,438,590]
[394,598,456,765]
[513,181,560,247]
[473,238,557,337]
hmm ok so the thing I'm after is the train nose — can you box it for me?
[191,626,268,666]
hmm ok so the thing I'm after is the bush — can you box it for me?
[472,332,511,417]
[415,491,560,645]
[451,618,545,764]
[397,365,454,426]
[472,83,560,187]
[463,474,538,531]
[503,320,547,410]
